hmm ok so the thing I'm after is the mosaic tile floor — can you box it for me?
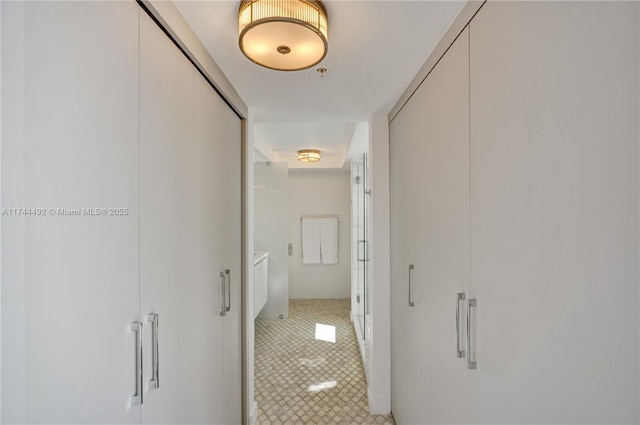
[255,299,395,425]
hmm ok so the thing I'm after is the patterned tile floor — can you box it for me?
[255,299,395,425]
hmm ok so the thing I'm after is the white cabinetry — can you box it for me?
[390,2,639,424]
[139,11,200,423]
[2,2,141,423]
[220,91,243,425]
[193,65,227,424]
[469,3,638,423]
[2,2,243,423]
[254,252,269,319]
[390,27,470,425]
[139,9,242,424]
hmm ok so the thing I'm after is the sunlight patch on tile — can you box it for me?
[315,323,336,343]
[307,380,337,393]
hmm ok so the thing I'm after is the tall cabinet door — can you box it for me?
[192,72,227,422]
[412,27,470,425]
[469,2,639,423]
[1,2,141,423]
[389,64,421,424]
[139,11,199,423]
[220,102,243,425]
[390,27,470,425]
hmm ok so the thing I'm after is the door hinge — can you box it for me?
[356,295,361,303]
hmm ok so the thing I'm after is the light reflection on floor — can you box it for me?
[315,323,336,343]
[308,380,338,393]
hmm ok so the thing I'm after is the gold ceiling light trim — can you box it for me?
[238,0,328,71]
[297,149,321,162]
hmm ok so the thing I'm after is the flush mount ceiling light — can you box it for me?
[238,0,328,71]
[297,149,321,162]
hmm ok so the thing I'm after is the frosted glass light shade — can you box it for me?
[239,0,328,71]
[297,149,320,162]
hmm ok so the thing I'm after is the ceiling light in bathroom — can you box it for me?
[297,149,321,162]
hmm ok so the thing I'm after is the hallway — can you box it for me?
[255,299,395,425]
[3,2,639,424]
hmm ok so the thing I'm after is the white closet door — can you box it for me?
[469,2,639,423]
[220,102,243,425]
[390,27,471,425]
[389,60,423,425]
[192,71,226,422]
[1,2,141,423]
[411,27,470,425]
[139,11,199,423]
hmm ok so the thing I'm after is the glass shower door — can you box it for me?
[353,153,369,340]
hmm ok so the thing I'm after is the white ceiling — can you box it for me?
[175,0,465,167]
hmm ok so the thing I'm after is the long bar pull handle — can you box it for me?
[408,264,415,307]
[219,271,226,317]
[131,321,143,405]
[147,313,159,389]
[467,298,477,370]
[456,293,466,358]
[225,269,231,312]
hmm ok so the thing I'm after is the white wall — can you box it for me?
[367,114,391,414]
[245,110,258,425]
[288,169,351,299]
[254,161,289,319]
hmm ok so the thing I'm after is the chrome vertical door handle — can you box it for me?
[467,298,477,369]
[225,269,231,312]
[408,264,415,307]
[147,313,159,389]
[219,271,226,317]
[130,321,143,405]
[456,293,466,358]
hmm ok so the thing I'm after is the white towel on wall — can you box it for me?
[320,218,339,264]
[301,218,321,264]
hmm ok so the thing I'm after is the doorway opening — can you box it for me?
[249,121,392,424]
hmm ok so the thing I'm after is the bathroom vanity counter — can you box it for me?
[253,251,269,318]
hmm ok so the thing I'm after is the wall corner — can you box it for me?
[368,113,391,414]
